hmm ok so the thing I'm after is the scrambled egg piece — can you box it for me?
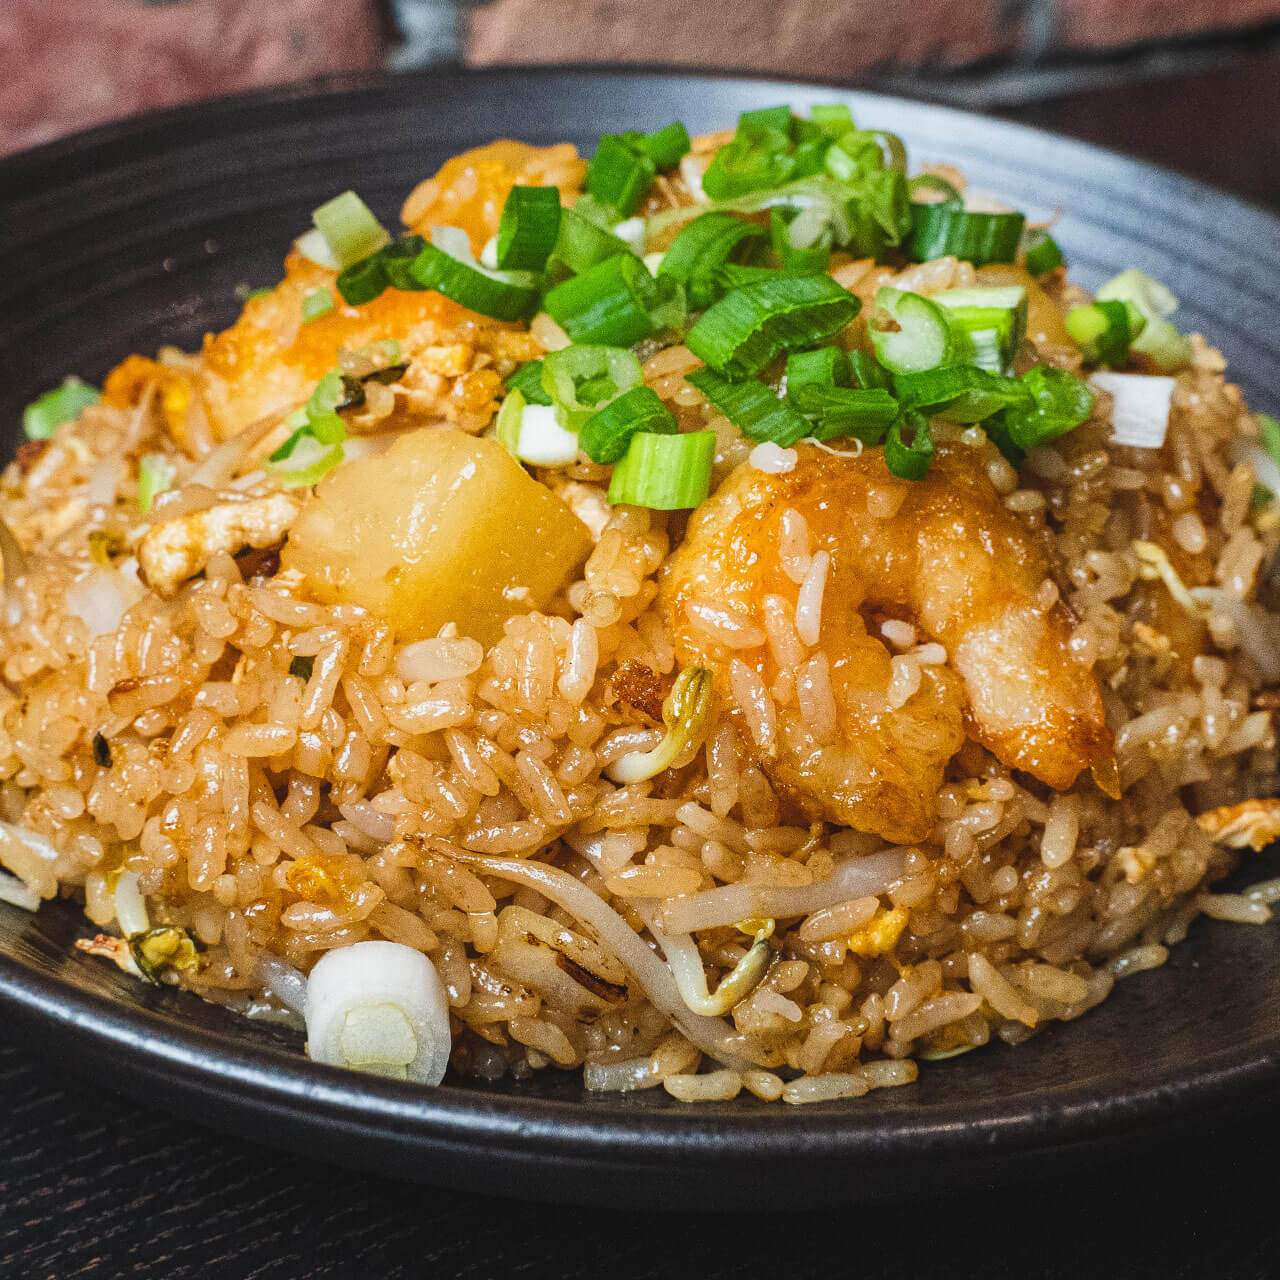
[848,906,909,958]
[1197,798,1280,851]
[138,493,301,596]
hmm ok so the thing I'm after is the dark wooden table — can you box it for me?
[3,59,1279,1277]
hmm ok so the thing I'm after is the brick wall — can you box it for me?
[468,0,1280,74]
[0,0,382,156]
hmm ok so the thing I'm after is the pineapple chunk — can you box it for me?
[282,429,592,645]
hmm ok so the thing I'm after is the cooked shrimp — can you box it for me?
[660,437,1113,843]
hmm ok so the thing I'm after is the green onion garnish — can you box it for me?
[301,287,335,323]
[608,430,716,510]
[408,232,540,322]
[657,213,767,310]
[266,429,344,488]
[893,365,1031,424]
[687,275,860,380]
[932,285,1027,374]
[541,344,643,429]
[137,453,177,513]
[506,360,553,406]
[884,411,934,480]
[553,207,634,276]
[868,288,954,374]
[848,349,894,391]
[580,385,678,464]
[305,370,352,444]
[785,346,849,404]
[790,385,900,442]
[686,367,812,447]
[586,135,656,219]
[1095,268,1193,373]
[23,377,100,440]
[310,191,390,270]
[543,254,658,346]
[809,103,855,136]
[1021,228,1063,276]
[633,121,692,171]
[770,207,832,273]
[378,235,428,291]
[495,387,526,457]
[1065,299,1145,368]
[906,174,963,205]
[495,186,562,271]
[336,253,389,306]
[1002,366,1095,449]
[907,204,1025,265]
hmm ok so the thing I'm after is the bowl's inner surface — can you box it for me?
[1,71,1279,1144]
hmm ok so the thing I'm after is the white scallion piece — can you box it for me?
[1090,371,1177,449]
[305,941,451,1084]
[643,251,666,275]
[515,403,580,467]
[0,868,39,912]
[612,216,647,256]
[112,870,150,937]
[295,227,342,270]
[479,236,500,269]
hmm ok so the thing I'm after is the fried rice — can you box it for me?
[1,108,1278,1104]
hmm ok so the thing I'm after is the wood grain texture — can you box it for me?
[0,1031,1276,1278]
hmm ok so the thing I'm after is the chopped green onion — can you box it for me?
[378,235,428,291]
[1096,268,1193,373]
[646,273,687,335]
[631,121,691,171]
[702,142,797,201]
[1261,413,1280,463]
[511,402,580,466]
[1065,300,1145,368]
[542,254,657,346]
[739,105,793,134]
[266,429,344,488]
[587,135,656,218]
[608,430,716,510]
[907,204,1025,265]
[580,386,678,464]
[506,360,553,406]
[335,253,389,306]
[657,213,767,310]
[1020,228,1063,275]
[541,345,643,428]
[310,191,390,270]
[893,365,1031,424]
[809,103,855,136]
[295,228,341,270]
[906,174,963,205]
[495,185,562,271]
[23,377,100,440]
[848,350,894,391]
[785,346,849,403]
[495,387,526,457]
[933,285,1027,374]
[868,288,954,374]
[884,411,934,479]
[686,367,812,447]
[687,275,860,380]
[1002,366,1095,449]
[770,207,831,273]
[408,236,540,322]
[301,287,335,323]
[790,385,900,441]
[137,453,177,514]
[553,207,634,276]
[1091,371,1176,449]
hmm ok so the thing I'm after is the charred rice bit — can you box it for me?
[1,124,1278,1104]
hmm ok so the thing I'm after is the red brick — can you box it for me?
[468,0,1020,79]
[1054,0,1280,48]
[0,0,382,156]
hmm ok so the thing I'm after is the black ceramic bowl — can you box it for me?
[2,70,1279,1211]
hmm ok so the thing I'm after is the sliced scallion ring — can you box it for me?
[868,288,954,374]
[884,411,934,480]
[932,285,1027,374]
[687,274,860,380]
[580,385,678,464]
[893,365,1031,424]
[789,384,900,441]
[686,366,811,447]
[23,377,100,440]
[907,203,1025,265]
[657,213,767,310]
[608,430,716,510]
[408,231,540,322]
[495,185,562,271]
[505,359,553,406]
[586,135,657,218]
[542,254,657,346]
[1065,300,1145,368]
[266,430,344,488]
[1020,228,1063,275]
[301,286,336,323]
[541,345,643,429]
[310,191,390,269]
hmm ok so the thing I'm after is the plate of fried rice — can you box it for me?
[1,69,1279,1207]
